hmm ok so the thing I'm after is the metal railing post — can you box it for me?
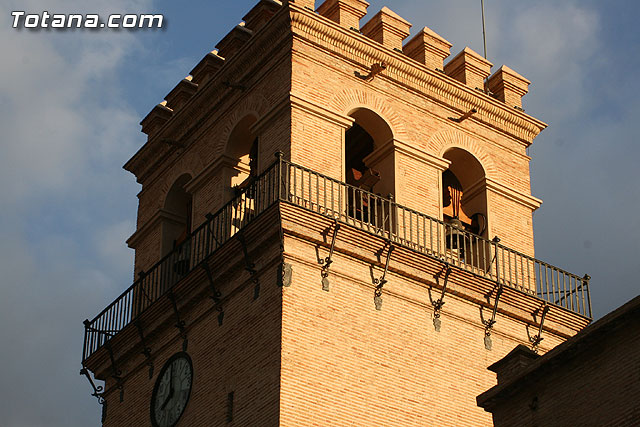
[583,274,592,318]
[83,319,90,362]
[275,151,283,201]
[494,242,500,284]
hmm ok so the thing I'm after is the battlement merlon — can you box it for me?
[403,27,453,71]
[243,0,283,31]
[488,65,531,110]
[317,0,369,31]
[189,50,224,86]
[164,76,198,112]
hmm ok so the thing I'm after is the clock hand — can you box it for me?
[160,387,174,410]
[169,363,174,390]
[161,365,175,410]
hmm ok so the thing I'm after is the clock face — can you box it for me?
[150,352,193,427]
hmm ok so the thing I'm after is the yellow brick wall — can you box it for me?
[279,229,568,427]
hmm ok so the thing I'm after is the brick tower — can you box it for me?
[80,1,592,426]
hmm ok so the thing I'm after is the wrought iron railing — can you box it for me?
[82,163,281,362]
[82,155,592,362]
[282,160,591,318]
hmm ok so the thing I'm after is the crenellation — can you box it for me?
[444,46,493,91]
[317,0,369,31]
[283,0,315,10]
[216,22,254,60]
[189,50,225,86]
[487,65,530,110]
[164,76,198,111]
[140,100,173,137]
[360,6,411,51]
[403,26,452,71]
[243,0,282,31]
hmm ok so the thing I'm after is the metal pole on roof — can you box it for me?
[481,0,488,59]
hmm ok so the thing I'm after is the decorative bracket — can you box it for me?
[202,262,222,303]
[484,285,503,332]
[432,264,452,331]
[80,366,105,405]
[483,285,503,350]
[167,291,188,351]
[104,340,124,402]
[373,243,394,310]
[355,62,387,82]
[319,220,340,291]
[238,232,260,299]
[134,320,154,379]
[202,262,225,326]
[448,108,477,123]
[530,303,550,352]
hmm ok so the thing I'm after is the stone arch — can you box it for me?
[159,166,197,204]
[329,88,408,142]
[215,111,263,206]
[161,172,194,256]
[346,107,394,150]
[429,129,497,180]
[214,94,271,156]
[224,114,259,162]
[432,133,491,241]
[164,174,192,213]
[342,106,397,231]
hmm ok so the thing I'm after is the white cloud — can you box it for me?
[0,27,144,204]
[94,219,137,278]
[500,2,600,120]
[0,1,153,425]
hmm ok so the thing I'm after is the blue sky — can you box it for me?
[1,0,638,425]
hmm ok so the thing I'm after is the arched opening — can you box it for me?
[345,108,394,229]
[221,114,261,235]
[442,148,488,263]
[161,174,193,257]
[224,114,259,198]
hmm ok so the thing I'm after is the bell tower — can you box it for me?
[81,1,592,426]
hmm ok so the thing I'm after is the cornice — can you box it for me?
[127,208,186,249]
[485,177,542,211]
[289,93,354,129]
[288,6,547,145]
[251,94,294,134]
[393,139,450,171]
[184,154,238,195]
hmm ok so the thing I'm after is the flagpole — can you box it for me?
[481,0,487,59]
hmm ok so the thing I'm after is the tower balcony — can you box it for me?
[82,155,591,365]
